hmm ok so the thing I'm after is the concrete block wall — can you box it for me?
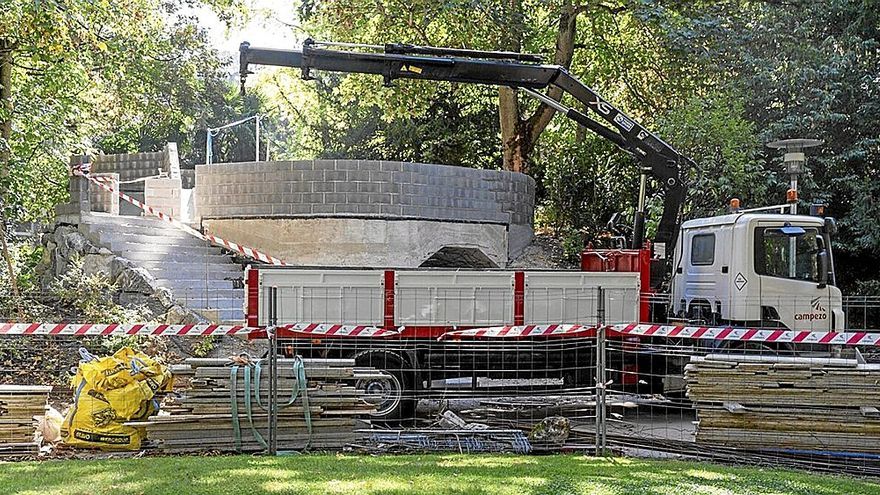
[194,160,535,229]
[144,177,182,218]
[91,151,165,190]
[90,143,181,192]
[89,173,119,215]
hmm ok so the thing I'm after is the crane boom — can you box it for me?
[239,39,692,252]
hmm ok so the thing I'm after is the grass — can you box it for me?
[0,454,878,495]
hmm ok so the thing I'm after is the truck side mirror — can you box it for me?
[824,217,838,235]
[817,235,829,289]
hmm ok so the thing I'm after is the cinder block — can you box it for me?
[311,204,334,214]
[282,193,303,204]
[290,204,311,215]
[380,183,400,194]
[272,204,291,215]
[369,171,391,182]
[357,182,380,193]
[301,170,323,181]
[368,193,392,204]
[324,170,346,181]
[290,182,311,193]
[346,193,370,204]
[356,160,381,171]
[348,170,370,182]
[357,204,380,215]
[312,181,334,193]
[392,171,412,184]
[380,204,403,216]
[324,193,347,204]
[334,159,359,170]
[401,206,421,217]
[334,181,357,193]
[380,161,402,172]
[334,204,359,214]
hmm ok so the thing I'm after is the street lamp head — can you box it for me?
[766,138,824,152]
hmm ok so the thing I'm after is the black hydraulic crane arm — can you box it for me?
[239,39,692,251]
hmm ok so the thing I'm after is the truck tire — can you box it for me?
[353,350,416,423]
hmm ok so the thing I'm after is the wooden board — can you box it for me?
[687,355,880,453]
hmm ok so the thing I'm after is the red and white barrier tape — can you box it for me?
[250,323,400,339]
[610,323,880,346]
[0,322,252,336]
[439,324,593,340]
[3,320,875,344]
[75,170,287,266]
[0,322,395,338]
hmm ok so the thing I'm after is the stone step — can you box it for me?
[82,212,250,324]
[154,279,238,291]
[85,223,193,239]
[148,266,244,281]
[118,251,233,263]
[97,231,205,248]
[175,297,244,311]
[107,241,224,255]
[84,212,191,229]
[170,288,245,301]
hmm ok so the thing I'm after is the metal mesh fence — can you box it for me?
[1,287,879,478]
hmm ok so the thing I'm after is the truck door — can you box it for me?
[754,224,831,330]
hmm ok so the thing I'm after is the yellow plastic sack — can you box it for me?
[62,347,171,450]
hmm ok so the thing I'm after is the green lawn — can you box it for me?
[1,454,878,495]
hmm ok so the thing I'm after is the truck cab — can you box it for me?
[671,212,843,331]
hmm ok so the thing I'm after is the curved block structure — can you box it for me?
[194,160,535,267]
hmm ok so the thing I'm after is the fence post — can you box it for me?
[267,326,278,455]
[267,287,279,455]
[595,286,607,456]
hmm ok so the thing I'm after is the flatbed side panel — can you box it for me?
[524,272,639,325]
[395,271,514,326]
[246,267,260,327]
[257,269,385,326]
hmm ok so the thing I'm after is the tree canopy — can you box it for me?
[3,0,878,292]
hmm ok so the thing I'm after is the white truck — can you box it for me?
[672,211,842,331]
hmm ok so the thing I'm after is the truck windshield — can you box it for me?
[755,227,821,282]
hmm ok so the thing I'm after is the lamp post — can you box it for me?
[766,138,823,215]
[766,138,823,278]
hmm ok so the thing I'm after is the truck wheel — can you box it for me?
[354,351,415,423]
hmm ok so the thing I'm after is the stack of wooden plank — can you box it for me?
[129,358,378,453]
[686,354,880,453]
[0,385,51,455]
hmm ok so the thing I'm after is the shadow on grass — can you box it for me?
[0,454,877,495]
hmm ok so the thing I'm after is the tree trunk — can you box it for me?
[0,39,23,320]
[499,87,526,173]
[498,1,580,173]
[0,39,11,170]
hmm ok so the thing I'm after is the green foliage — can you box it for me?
[97,335,149,354]
[190,335,216,358]
[4,0,877,292]
[0,243,152,323]
[655,92,769,220]
[679,0,880,291]
[0,0,242,222]
[49,255,153,323]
